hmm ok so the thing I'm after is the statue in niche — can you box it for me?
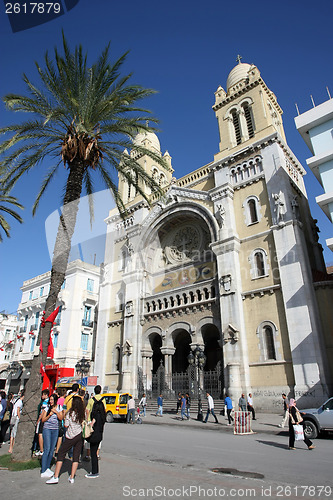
[125,240,134,256]
[273,192,286,223]
[216,204,226,228]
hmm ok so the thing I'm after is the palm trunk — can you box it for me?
[12,161,85,461]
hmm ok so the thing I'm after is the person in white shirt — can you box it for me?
[247,393,256,420]
[139,394,146,417]
[127,396,136,424]
[8,390,25,454]
[203,392,219,424]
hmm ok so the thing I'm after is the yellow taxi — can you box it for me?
[100,392,133,423]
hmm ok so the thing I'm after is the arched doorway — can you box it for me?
[202,324,223,398]
[150,333,163,374]
[172,330,191,373]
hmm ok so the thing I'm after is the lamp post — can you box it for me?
[187,346,206,421]
[75,357,90,388]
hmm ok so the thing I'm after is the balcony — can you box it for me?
[19,327,26,333]
[82,319,93,328]
[30,324,38,331]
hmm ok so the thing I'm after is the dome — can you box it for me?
[226,62,252,91]
[134,131,161,152]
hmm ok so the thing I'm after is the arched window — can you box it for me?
[117,291,124,312]
[255,251,265,277]
[112,344,121,372]
[256,321,279,362]
[231,110,242,145]
[242,103,254,138]
[250,248,268,279]
[264,325,276,360]
[243,195,261,226]
[248,199,258,223]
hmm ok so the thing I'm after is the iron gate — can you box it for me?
[149,361,223,399]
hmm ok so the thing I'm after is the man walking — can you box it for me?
[279,393,289,428]
[185,393,191,420]
[156,394,163,416]
[247,393,256,420]
[224,394,234,425]
[203,392,219,423]
[238,393,247,411]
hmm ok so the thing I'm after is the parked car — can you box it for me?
[301,397,333,439]
[100,392,132,423]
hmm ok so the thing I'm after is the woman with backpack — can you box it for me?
[46,396,85,484]
[85,385,106,479]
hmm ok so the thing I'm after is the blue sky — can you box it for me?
[1,0,332,313]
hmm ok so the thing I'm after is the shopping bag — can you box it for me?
[294,424,304,441]
[82,420,93,439]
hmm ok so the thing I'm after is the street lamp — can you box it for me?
[75,357,90,387]
[187,346,206,421]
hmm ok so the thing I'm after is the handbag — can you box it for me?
[82,420,93,439]
[294,424,304,441]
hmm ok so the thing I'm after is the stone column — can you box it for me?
[160,347,175,392]
[141,348,153,393]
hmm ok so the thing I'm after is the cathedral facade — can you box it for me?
[94,61,332,409]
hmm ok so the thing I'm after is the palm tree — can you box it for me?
[0,34,168,460]
[0,187,23,241]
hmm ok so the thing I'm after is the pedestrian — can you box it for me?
[288,398,315,451]
[176,392,182,414]
[85,389,106,479]
[8,389,25,454]
[85,385,106,462]
[279,393,289,428]
[0,392,13,447]
[238,393,247,411]
[247,393,256,420]
[203,392,219,423]
[185,393,191,419]
[63,383,80,414]
[180,394,187,420]
[224,394,234,425]
[40,393,63,478]
[155,394,163,416]
[0,391,7,447]
[127,396,136,424]
[139,393,147,416]
[46,396,85,484]
[34,389,49,456]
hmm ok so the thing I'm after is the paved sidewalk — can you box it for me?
[135,410,286,435]
[0,411,288,500]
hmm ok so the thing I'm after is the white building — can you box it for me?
[295,97,333,251]
[10,260,101,392]
[0,313,18,390]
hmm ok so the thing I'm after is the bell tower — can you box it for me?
[213,57,286,161]
[118,131,173,207]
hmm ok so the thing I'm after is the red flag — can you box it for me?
[45,306,60,324]
[47,331,54,359]
[40,362,45,375]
